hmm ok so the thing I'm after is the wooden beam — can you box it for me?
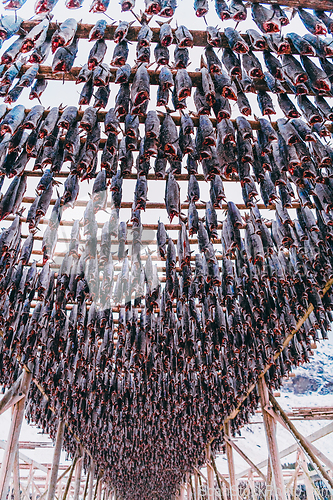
[194,473,199,500]
[46,420,65,500]
[20,14,333,46]
[299,452,316,500]
[0,369,32,500]
[73,454,83,500]
[224,422,238,500]
[13,444,20,500]
[248,0,333,8]
[19,64,309,96]
[269,393,333,492]
[224,437,266,482]
[87,462,95,500]
[0,374,23,416]
[236,421,333,480]
[257,378,286,500]
[211,455,225,500]
[62,457,77,500]
[206,445,215,500]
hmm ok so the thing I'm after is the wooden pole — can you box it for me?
[210,455,225,500]
[83,470,90,500]
[224,422,238,500]
[46,419,65,500]
[299,452,315,500]
[206,445,215,500]
[73,454,83,500]
[0,369,32,500]
[194,473,199,500]
[269,393,333,492]
[265,459,273,500]
[0,374,23,416]
[224,437,266,482]
[62,456,78,500]
[13,443,20,500]
[87,461,96,500]
[257,378,286,500]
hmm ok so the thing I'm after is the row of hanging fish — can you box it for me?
[0,192,332,498]
[2,10,333,105]
[1,101,333,222]
[3,0,333,38]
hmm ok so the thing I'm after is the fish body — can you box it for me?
[51,18,77,54]
[229,0,247,21]
[52,36,78,73]
[88,39,107,70]
[165,172,180,221]
[159,0,177,17]
[65,0,84,7]
[286,33,315,56]
[111,40,129,67]
[0,15,23,41]
[298,9,327,35]
[252,4,280,33]
[34,0,58,13]
[1,36,24,65]
[89,0,110,12]
[159,23,173,47]
[175,26,193,48]
[194,0,208,17]
[224,27,249,54]
[29,37,51,64]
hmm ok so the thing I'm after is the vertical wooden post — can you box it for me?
[83,470,90,500]
[265,459,273,500]
[186,474,191,500]
[194,473,199,500]
[0,369,32,500]
[292,451,300,500]
[248,470,255,500]
[87,461,96,500]
[63,456,78,500]
[13,442,20,500]
[210,456,224,500]
[224,422,237,500]
[206,445,215,500]
[299,452,315,500]
[258,378,286,500]
[47,419,65,500]
[73,454,83,500]
[97,479,102,500]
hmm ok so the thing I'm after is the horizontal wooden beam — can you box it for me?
[20,196,300,212]
[249,0,333,9]
[236,420,333,480]
[0,440,48,473]
[28,65,291,95]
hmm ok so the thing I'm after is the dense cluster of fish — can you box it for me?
[1,103,333,214]
[0,189,333,498]
[2,0,333,35]
[1,7,333,111]
[0,3,333,499]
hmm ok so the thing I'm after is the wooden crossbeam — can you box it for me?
[0,440,48,473]
[248,0,333,9]
[22,65,305,96]
[20,11,333,48]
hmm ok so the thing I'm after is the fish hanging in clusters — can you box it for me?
[0,4,333,500]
